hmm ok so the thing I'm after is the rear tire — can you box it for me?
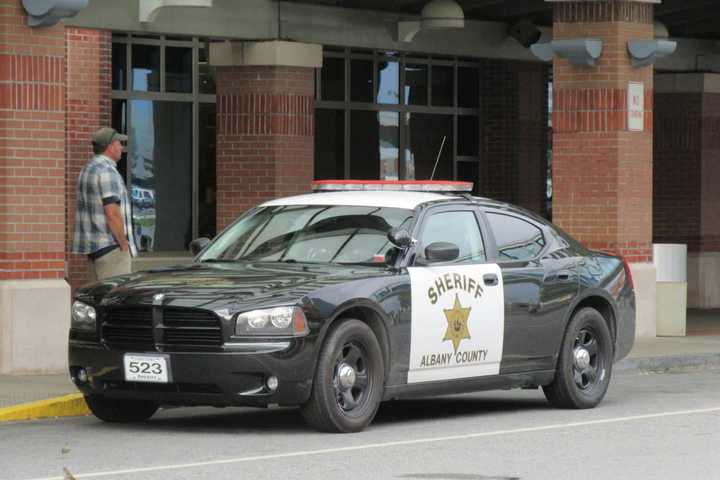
[85,395,159,423]
[543,307,613,409]
[301,319,384,433]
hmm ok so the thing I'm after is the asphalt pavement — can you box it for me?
[2,369,719,480]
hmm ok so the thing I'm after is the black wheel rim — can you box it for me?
[572,328,603,391]
[333,341,370,414]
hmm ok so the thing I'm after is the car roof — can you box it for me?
[260,191,458,210]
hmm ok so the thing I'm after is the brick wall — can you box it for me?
[64,28,111,290]
[701,92,720,252]
[480,59,549,216]
[654,88,720,253]
[215,66,315,230]
[653,92,702,251]
[551,0,654,263]
[0,0,67,280]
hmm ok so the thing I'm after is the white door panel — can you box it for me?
[407,263,504,383]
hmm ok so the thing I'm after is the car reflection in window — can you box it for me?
[201,205,413,265]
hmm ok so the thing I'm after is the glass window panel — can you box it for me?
[420,211,486,263]
[315,109,345,180]
[132,44,160,92]
[486,213,546,261]
[350,59,373,103]
[431,65,454,107]
[130,100,192,252]
[457,161,479,194]
[350,111,399,180]
[377,60,399,104]
[404,113,453,181]
[321,57,344,101]
[199,103,216,239]
[458,116,479,156]
[458,67,479,108]
[350,110,378,179]
[198,45,216,94]
[165,46,193,93]
[379,111,399,180]
[112,43,127,91]
[111,99,127,180]
[404,63,427,105]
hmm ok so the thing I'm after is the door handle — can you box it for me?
[483,273,498,286]
[558,270,572,281]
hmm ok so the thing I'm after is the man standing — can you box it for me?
[72,127,138,281]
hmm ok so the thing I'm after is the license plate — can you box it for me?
[123,354,170,383]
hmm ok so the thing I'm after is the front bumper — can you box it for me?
[69,339,316,408]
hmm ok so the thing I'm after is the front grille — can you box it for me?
[160,308,223,350]
[101,307,223,351]
[103,307,154,349]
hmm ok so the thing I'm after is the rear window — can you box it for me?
[486,212,545,261]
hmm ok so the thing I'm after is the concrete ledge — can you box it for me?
[629,262,657,339]
[0,280,71,374]
[0,394,89,422]
[210,40,323,68]
[616,353,720,374]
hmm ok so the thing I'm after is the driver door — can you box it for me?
[406,206,505,384]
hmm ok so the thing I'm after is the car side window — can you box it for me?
[419,210,486,263]
[486,212,545,261]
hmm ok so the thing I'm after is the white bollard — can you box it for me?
[653,244,687,336]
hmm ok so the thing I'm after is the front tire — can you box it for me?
[85,395,159,423]
[543,307,613,409]
[301,319,384,433]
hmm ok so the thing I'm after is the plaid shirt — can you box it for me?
[72,155,138,257]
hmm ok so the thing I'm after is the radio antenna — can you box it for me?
[430,135,447,180]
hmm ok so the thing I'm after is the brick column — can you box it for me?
[0,0,66,280]
[215,65,315,229]
[65,28,111,290]
[211,41,320,230]
[550,0,656,338]
[0,0,70,372]
[551,0,654,263]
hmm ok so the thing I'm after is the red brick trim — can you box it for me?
[584,241,652,263]
[0,54,65,111]
[553,87,653,132]
[553,1,653,24]
[0,252,65,279]
[217,93,314,137]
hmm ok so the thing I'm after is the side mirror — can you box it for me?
[189,237,211,256]
[388,228,414,249]
[424,242,460,263]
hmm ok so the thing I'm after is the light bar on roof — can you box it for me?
[312,180,473,193]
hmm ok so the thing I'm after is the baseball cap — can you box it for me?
[91,127,128,149]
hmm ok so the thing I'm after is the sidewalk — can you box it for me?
[1,312,719,420]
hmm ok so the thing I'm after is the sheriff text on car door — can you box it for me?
[408,264,504,383]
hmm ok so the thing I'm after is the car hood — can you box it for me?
[77,262,393,313]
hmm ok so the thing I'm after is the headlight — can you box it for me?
[71,300,97,331]
[235,306,309,337]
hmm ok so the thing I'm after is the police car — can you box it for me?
[69,181,635,433]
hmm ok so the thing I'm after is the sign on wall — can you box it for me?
[628,81,644,132]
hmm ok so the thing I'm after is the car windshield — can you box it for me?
[199,205,414,265]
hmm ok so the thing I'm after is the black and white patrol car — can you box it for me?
[69,181,635,433]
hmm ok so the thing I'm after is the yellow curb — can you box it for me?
[0,394,90,422]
